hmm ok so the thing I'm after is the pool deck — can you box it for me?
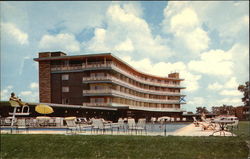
[1,122,235,136]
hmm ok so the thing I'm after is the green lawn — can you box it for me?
[1,121,249,159]
[230,121,250,141]
[0,135,248,159]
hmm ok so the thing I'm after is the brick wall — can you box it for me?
[39,61,51,103]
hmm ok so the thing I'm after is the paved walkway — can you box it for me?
[173,122,234,136]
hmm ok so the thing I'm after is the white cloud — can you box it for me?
[162,3,210,54]
[224,77,239,89]
[219,90,241,96]
[188,49,233,76]
[20,90,38,102]
[122,56,201,92]
[216,97,242,106]
[188,97,205,106]
[39,33,80,52]
[30,82,39,89]
[0,85,13,101]
[170,8,199,32]
[20,91,32,96]
[229,44,249,83]
[208,77,239,91]
[165,1,248,43]
[207,82,223,90]
[114,38,134,52]
[1,22,29,45]
[84,3,174,59]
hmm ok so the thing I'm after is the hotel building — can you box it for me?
[34,52,186,121]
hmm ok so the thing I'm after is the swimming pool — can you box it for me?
[1,123,189,135]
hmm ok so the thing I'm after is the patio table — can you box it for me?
[211,120,235,136]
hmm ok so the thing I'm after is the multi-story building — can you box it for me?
[34,51,186,120]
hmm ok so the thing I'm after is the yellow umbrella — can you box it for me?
[65,116,76,121]
[35,104,54,114]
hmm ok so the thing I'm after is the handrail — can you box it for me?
[82,76,182,96]
[82,89,180,104]
[51,62,184,88]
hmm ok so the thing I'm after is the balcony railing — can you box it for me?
[82,89,181,104]
[82,76,183,96]
[82,102,112,107]
[51,61,184,88]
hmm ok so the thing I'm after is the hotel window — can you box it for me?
[62,74,69,80]
[62,98,69,104]
[62,86,69,92]
[91,98,104,103]
[96,72,104,77]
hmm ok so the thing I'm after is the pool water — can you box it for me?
[146,123,188,132]
[1,123,189,133]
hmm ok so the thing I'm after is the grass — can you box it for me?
[0,135,249,159]
[230,121,250,141]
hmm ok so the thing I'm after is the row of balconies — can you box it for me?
[51,62,185,88]
[82,89,183,104]
[82,76,184,96]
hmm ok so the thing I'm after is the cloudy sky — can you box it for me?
[0,1,249,112]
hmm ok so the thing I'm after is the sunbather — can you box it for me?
[9,92,28,106]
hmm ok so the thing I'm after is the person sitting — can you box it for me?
[9,92,27,106]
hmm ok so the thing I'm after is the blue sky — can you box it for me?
[0,1,249,112]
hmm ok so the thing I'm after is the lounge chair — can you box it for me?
[193,117,199,127]
[36,116,51,127]
[91,118,112,134]
[200,116,216,131]
[64,117,79,134]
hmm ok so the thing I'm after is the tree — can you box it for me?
[196,107,209,114]
[211,105,235,115]
[238,81,250,106]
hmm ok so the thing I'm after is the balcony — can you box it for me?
[82,89,182,104]
[51,61,185,88]
[82,76,183,96]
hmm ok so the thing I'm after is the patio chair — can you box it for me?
[192,117,199,127]
[118,118,126,131]
[136,118,147,135]
[25,118,35,128]
[200,116,216,131]
[16,118,28,133]
[48,118,56,127]
[36,116,50,127]
[111,118,125,133]
[91,118,99,133]
[55,117,64,127]
[64,117,79,134]
[127,118,137,134]
[226,117,239,131]
[4,117,16,126]
[91,119,112,134]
